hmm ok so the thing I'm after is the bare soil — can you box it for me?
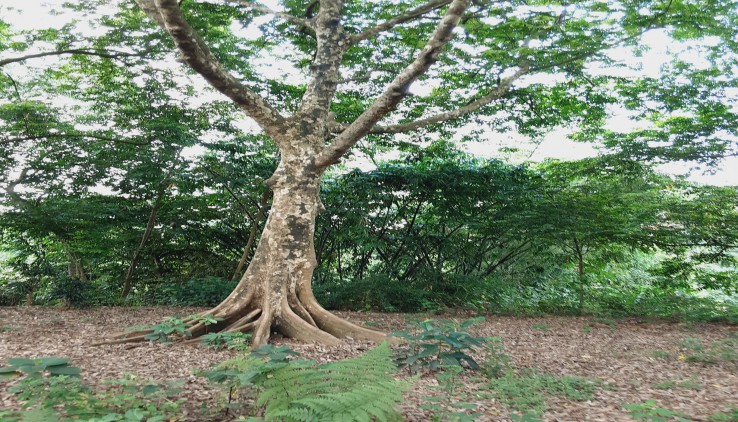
[0,307,736,421]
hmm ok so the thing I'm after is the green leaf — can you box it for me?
[46,366,81,376]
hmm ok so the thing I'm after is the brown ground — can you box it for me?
[0,307,736,421]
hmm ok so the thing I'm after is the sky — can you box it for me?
[1,0,736,186]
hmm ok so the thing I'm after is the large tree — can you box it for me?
[112,0,738,346]
[8,0,729,345]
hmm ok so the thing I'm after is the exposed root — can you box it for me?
[251,311,273,347]
[298,284,386,341]
[278,301,341,346]
[225,320,257,334]
[92,333,149,346]
[223,308,261,332]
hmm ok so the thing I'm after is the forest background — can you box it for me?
[0,0,737,325]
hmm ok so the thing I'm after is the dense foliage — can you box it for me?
[0,0,736,321]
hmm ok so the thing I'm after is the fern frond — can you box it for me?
[261,343,410,422]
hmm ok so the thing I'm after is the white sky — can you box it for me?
[1,1,736,186]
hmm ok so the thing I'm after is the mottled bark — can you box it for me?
[108,0,489,347]
[108,149,384,347]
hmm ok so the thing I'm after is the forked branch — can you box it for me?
[365,66,528,134]
[349,0,453,45]
[316,0,471,168]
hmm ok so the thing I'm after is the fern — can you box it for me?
[255,343,410,422]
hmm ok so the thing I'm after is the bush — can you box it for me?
[37,276,94,308]
[0,279,31,306]
[315,275,437,312]
[137,277,237,306]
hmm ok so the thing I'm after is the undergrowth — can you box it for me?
[0,370,184,421]
[390,317,488,373]
[202,342,411,421]
[487,370,601,418]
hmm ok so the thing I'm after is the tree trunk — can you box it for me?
[121,185,167,299]
[108,154,385,347]
[574,237,586,315]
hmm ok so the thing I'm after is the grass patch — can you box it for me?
[653,376,701,391]
[487,370,600,417]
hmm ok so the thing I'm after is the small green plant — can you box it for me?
[530,323,549,331]
[588,316,617,328]
[709,407,738,421]
[481,337,511,379]
[653,376,701,391]
[678,335,738,366]
[144,317,192,343]
[651,350,671,359]
[0,325,14,332]
[510,413,544,422]
[200,344,300,414]
[0,357,81,380]
[203,343,410,421]
[3,371,184,421]
[421,365,481,421]
[390,317,488,372]
[201,332,251,350]
[487,370,600,417]
[623,399,691,421]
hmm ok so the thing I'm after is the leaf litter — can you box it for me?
[0,307,736,421]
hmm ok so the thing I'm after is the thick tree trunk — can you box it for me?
[107,154,385,347]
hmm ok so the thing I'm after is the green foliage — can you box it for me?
[203,343,409,422]
[710,408,738,422]
[678,334,738,366]
[0,357,81,380]
[623,399,691,422]
[421,365,481,422]
[390,317,488,372]
[653,376,701,391]
[3,373,184,421]
[530,323,549,331]
[481,337,512,379]
[40,275,94,308]
[201,332,251,351]
[144,317,191,343]
[487,370,601,417]
[651,351,672,360]
[141,277,238,307]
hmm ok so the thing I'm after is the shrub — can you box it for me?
[202,343,410,421]
[391,317,488,372]
[139,277,237,306]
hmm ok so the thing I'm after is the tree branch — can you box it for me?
[0,49,140,68]
[138,0,287,140]
[297,0,347,123]
[226,0,314,30]
[349,0,453,45]
[0,133,151,146]
[361,66,527,135]
[316,0,471,168]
